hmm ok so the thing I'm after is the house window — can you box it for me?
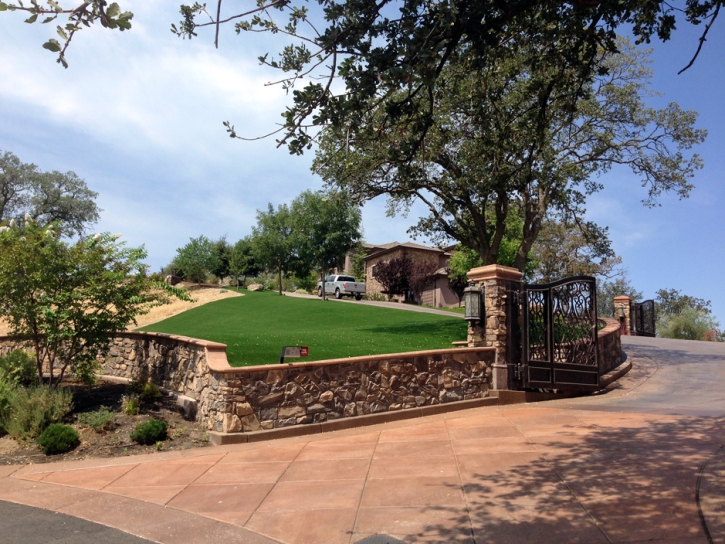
[372,265,377,277]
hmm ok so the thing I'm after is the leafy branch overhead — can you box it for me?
[1,0,720,147]
[0,0,132,67]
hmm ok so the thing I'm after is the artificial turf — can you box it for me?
[138,290,468,366]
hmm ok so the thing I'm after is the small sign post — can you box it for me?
[279,346,309,364]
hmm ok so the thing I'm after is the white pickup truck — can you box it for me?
[317,275,366,300]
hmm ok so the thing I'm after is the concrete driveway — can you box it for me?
[0,336,723,544]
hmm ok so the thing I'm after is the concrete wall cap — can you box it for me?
[597,317,620,338]
[467,264,523,283]
[613,295,632,301]
[211,346,495,374]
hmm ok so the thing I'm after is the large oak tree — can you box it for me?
[313,39,705,271]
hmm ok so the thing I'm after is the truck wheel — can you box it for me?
[317,287,322,297]
[355,294,362,301]
[335,288,342,299]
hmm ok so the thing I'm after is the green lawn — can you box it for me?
[138,290,467,367]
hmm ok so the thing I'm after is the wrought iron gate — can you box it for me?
[634,299,656,337]
[521,276,600,391]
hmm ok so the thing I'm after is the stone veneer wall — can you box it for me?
[217,347,495,433]
[597,318,622,375]
[0,332,496,434]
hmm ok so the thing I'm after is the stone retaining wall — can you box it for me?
[0,332,496,434]
[215,347,496,433]
[598,317,622,375]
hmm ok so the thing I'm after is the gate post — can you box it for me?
[467,264,523,390]
[613,296,633,335]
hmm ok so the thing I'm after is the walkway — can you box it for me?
[0,336,723,543]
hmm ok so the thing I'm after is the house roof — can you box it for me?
[363,241,451,261]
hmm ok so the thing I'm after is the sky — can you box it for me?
[0,2,722,323]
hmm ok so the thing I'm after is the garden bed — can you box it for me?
[0,378,210,465]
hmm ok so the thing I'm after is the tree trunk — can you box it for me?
[278,267,283,295]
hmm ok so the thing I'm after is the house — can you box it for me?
[349,241,460,308]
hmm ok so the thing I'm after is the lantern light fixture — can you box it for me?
[463,282,483,322]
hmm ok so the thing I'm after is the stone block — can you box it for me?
[260,407,277,421]
[258,392,284,406]
[370,401,388,413]
[306,403,326,415]
[344,402,357,417]
[284,382,304,400]
[356,401,371,415]
[235,402,253,417]
[276,417,296,428]
[222,413,242,433]
[313,413,327,423]
[278,405,305,418]
[336,388,352,402]
[319,390,334,403]
[296,415,313,424]
[241,414,262,432]
[260,421,274,430]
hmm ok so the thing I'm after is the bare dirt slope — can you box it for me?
[0,285,243,335]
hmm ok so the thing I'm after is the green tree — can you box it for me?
[251,204,298,295]
[653,288,722,340]
[0,220,189,386]
[314,40,705,273]
[212,236,232,282]
[289,190,362,300]
[597,277,643,318]
[658,307,721,341]
[0,150,100,237]
[350,244,366,283]
[530,220,622,284]
[174,235,221,284]
[191,1,715,158]
[655,288,712,316]
[228,236,261,288]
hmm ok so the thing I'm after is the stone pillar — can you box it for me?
[467,265,523,391]
[613,295,633,335]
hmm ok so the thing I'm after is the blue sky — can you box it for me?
[0,2,722,323]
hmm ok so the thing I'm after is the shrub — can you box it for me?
[658,307,719,341]
[139,382,163,401]
[121,395,140,415]
[0,350,37,387]
[295,288,310,295]
[0,377,15,433]
[77,406,116,432]
[363,291,387,302]
[130,418,168,445]
[1,386,73,440]
[36,423,79,455]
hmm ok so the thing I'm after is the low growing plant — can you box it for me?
[77,406,116,432]
[36,423,79,455]
[130,418,168,445]
[121,395,140,415]
[1,386,73,440]
[139,382,163,401]
[0,376,15,433]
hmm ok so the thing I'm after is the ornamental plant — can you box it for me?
[36,423,79,455]
[0,219,191,386]
[130,418,168,445]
